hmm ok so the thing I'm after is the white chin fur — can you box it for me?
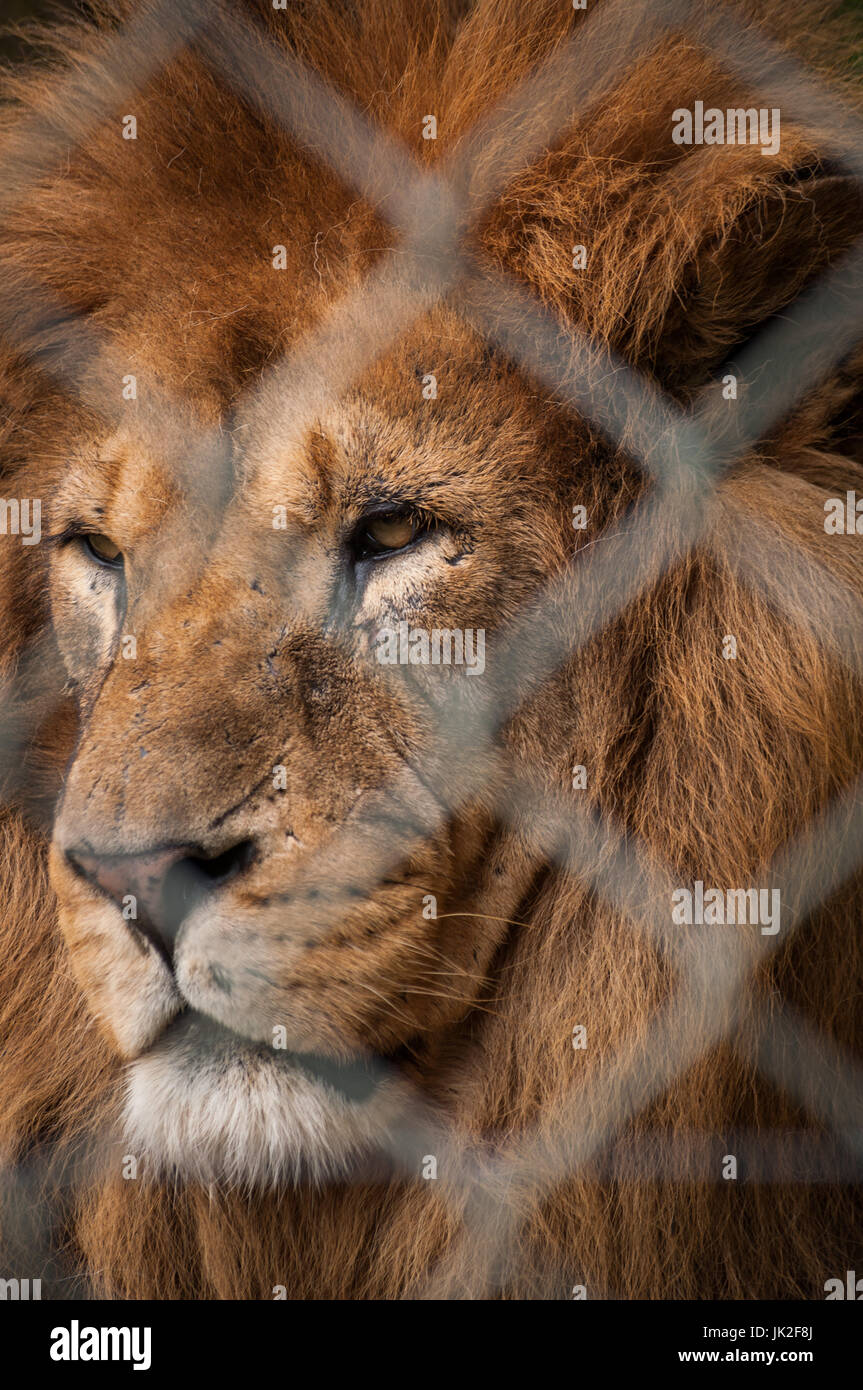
[121,1013,402,1187]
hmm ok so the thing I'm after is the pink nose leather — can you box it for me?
[68,846,189,929]
[65,837,255,961]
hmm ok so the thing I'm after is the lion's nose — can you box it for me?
[65,839,256,962]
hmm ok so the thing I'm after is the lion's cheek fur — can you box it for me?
[48,844,180,1059]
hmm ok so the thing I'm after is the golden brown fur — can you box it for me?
[1,0,862,1297]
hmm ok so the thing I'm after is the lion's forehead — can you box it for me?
[52,370,534,555]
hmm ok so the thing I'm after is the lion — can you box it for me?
[0,0,862,1299]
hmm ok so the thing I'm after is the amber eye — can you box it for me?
[82,533,123,568]
[365,514,417,551]
[354,513,424,562]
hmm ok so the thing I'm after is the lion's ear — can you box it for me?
[652,164,863,395]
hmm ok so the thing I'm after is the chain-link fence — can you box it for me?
[1,0,862,1299]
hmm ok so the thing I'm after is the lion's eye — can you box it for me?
[357,512,421,559]
[366,515,417,550]
[82,533,124,568]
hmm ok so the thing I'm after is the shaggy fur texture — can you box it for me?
[0,0,862,1298]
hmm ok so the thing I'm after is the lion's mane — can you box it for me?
[1,0,862,1297]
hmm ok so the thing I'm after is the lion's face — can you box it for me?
[45,307,565,1183]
